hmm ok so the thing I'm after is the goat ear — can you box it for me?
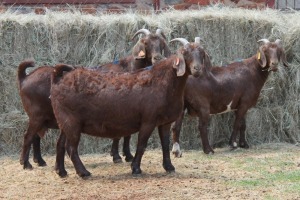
[257,46,267,68]
[132,40,146,60]
[279,48,289,67]
[173,54,186,76]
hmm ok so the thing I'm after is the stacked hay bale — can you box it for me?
[0,6,299,155]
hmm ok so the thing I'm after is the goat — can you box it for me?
[171,39,289,157]
[17,28,171,169]
[51,37,210,178]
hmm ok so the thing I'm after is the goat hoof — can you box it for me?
[132,167,142,175]
[203,149,214,155]
[23,161,33,170]
[57,169,68,178]
[78,170,91,178]
[172,151,182,158]
[113,158,123,163]
[239,142,249,149]
[34,158,47,167]
[163,164,175,173]
[125,154,134,162]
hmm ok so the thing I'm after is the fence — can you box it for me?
[276,0,300,10]
[2,0,299,13]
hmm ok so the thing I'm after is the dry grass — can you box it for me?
[1,143,300,199]
[0,6,299,154]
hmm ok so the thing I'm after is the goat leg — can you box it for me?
[20,123,40,169]
[171,111,184,158]
[110,138,122,163]
[123,136,133,162]
[239,117,249,149]
[32,134,46,166]
[55,131,67,177]
[159,124,175,173]
[131,123,155,175]
[68,133,91,178]
[198,114,214,154]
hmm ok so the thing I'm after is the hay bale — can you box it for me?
[0,6,299,155]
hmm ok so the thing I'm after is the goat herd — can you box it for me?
[17,28,288,178]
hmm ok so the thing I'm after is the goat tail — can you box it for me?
[17,59,35,86]
[52,64,74,84]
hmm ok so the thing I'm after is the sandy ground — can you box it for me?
[1,143,300,200]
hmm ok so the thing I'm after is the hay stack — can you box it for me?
[0,6,299,155]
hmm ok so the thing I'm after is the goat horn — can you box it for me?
[156,28,167,40]
[170,38,190,48]
[156,29,162,35]
[132,29,151,40]
[275,39,282,46]
[194,37,201,45]
[257,39,270,44]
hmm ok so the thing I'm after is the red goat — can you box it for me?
[171,39,289,157]
[17,28,171,169]
[51,37,210,178]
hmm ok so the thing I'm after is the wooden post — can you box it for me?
[266,0,275,8]
[153,0,160,11]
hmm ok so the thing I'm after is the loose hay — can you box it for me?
[0,6,299,155]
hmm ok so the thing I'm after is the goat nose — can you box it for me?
[154,55,163,61]
[271,61,278,66]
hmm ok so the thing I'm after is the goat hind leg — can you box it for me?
[33,133,46,166]
[68,133,91,178]
[20,122,41,169]
[55,131,67,177]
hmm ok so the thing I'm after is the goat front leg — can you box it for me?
[239,117,249,149]
[32,133,46,166]
[110,138,122,163]
[123,136,133,162]
[131,123,155,175]
[159,124,175,172]
[55,131,67,177]
[171,111,184,158]
[198,112,214,154]
[229,109,247,149]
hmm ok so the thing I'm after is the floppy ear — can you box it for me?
[132,40,146,60]
[173,53,186,76]
[279,48,289,67]
[257,46,267,68]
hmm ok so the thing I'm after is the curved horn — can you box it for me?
[170,38,190,48]
[156,28,167,40]
[194,37,201,45]
[275,39,282,47]
[257,39,270,44]
[132,29,151,40]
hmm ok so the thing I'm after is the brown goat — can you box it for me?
[17,28,171,169]
[171,39,289,157]
[51,37,210,178]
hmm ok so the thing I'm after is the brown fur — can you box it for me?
[51,41,208,178]
[17,29,172,169]
[171,40,289,156]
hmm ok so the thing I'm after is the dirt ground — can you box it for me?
[1,143,300,200]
